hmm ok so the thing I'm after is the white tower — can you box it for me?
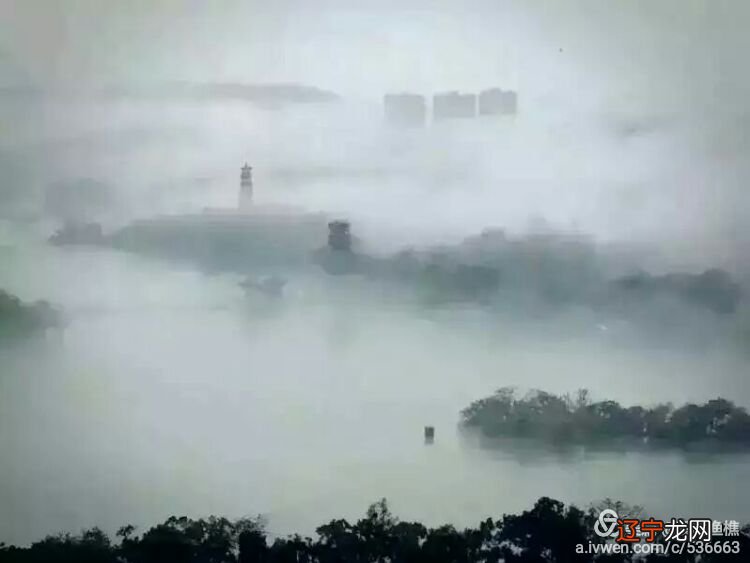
[239,163,253,210]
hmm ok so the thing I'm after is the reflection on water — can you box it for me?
[1,235,749,545]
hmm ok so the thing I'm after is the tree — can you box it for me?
[498,497,591,562]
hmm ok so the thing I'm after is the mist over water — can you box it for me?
[1,229,749,545]
[4,94,749,271]
[2,0,750,550]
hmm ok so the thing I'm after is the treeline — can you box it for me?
[67,216,743,316]
[2,497,747,562]
[340,229,742,314]
[461,388,750,448]
[0,290,63,339]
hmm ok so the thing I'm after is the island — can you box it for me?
[460,388,750,449]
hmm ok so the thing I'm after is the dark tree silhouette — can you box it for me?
[1,498,747,562]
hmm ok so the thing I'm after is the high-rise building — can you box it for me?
[499,90,517,114]
[479,88,518,115]
[433,91,477,120]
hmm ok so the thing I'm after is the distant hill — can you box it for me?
[0,82,341,106]
[171,82,340,104]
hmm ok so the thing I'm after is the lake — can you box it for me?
[1,227,748,545]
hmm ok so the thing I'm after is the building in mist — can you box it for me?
[239,163,253,210]
[500,90,518,114]
[478,88,517,115]
[327,220,352,251]
[433,91,476,120]
[383,93,427,127]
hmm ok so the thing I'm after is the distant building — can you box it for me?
[433,91,476,120]
[384,93,426,127]
[328,220,352,251]
[479,88,517,115]
[239,163,253,210]
[479,88,503,115]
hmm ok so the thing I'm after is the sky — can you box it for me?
[2,0,748,111]
[1,0,749,273]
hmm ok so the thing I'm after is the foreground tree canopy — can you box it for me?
[1,497,747,562]
[460,388,750,448]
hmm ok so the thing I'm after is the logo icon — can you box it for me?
[594,509,619,538]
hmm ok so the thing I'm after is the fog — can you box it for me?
[2,236,749,545]
[1,0,750,549]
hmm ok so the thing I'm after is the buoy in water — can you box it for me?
[424,426,435,445]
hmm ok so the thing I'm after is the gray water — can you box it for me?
[1,229,749,545]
